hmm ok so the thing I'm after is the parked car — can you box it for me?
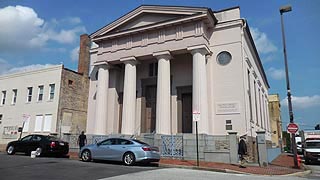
[6,134,69,157]
[79,138,160,165]
[303,138,320,164]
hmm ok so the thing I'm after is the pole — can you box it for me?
[280,9,298,168]
[196,121,199,167]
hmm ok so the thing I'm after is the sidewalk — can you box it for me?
[70,152,310,176]
[159,153,308,176]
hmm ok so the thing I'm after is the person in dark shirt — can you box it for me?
[238,135,248,168]
[78,131,87,150]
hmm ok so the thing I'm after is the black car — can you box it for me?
[6,134,69,157]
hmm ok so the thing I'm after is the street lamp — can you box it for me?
[279,5,298,168]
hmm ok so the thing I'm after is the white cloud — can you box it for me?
[0,5,86,52]
[70,46,79,62]
[281,95,320,109]
[251,27,277,54]
[1,64,59,75]
[267,67,285,80]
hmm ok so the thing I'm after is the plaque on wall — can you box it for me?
[216,102,240,115]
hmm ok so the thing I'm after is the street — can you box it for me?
[1,152,319,180]
[0,152,159,180]
[306,163,320,179]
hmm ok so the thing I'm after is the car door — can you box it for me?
[110,139,134,161]
[15,135,33,153]
[29,135,42,152]
[93,139,115,160]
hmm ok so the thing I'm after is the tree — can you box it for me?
[315,124,320,130]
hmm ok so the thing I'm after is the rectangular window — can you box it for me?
[49,84,55,100]
[226,120,232,130]
[38,85,44,101]
[247,70,253,122]
[1,91,6,105]
[34,115,43,131]
[43,114,52,132]
[254,81,259,126]
[12,89,17,104]
[258,89,263,128]
[0,114,2,124]
[27,87,33,102]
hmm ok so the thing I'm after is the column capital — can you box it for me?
[153,50,172,60]
[120,56,138,65]
[94,61,109,69]
[187,44,211,55]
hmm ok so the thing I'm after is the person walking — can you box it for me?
[78,131,87,150]
[238,135,248,168]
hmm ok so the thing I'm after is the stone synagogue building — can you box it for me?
[86,5,271,142]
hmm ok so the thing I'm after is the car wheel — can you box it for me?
[35,147,43,157]
[7,145,15,155]
[81,150,92,162]
[123,152,135,166]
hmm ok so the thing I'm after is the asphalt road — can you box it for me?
[306,162,320,179]
[0,152,160,180]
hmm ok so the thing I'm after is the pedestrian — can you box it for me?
[78,131,87,150]
[238,134,248,168]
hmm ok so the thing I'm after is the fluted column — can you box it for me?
[153,51,172,135]
[94,63,109,135]
[188,45,210,134]
[121,57,137,135]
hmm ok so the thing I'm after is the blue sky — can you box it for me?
[0,0,319,130]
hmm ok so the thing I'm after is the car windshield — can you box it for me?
[132,139,149,146]
[306,141,320,148]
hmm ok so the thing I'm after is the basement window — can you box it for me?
[226,120,232,130]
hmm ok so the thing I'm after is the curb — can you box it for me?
[159,163,311,176]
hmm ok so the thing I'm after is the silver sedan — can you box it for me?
[79,138,160,165]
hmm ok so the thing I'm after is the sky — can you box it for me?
[0,0,319,131]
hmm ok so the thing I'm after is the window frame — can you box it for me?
[37,85,44,102]
[12,89,17,105]
[1,90,6,105]
[49,84,55,100]
[27,87,33,103]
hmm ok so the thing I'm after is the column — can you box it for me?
[153,51,172,135]
[188,45,210,134]
[94,64,109,135]
[121,57,137,135]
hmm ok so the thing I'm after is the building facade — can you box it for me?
[268,94,283,148]
[0,35,90,147]
[86,5,271,140]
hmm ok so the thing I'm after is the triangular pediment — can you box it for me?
[91,5,212,39]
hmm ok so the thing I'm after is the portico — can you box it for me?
[86,5,271,140]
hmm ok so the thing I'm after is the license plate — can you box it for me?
[59,142,65,146]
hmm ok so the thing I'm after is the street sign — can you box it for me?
[287,123,299,134]
[192,111,200,122]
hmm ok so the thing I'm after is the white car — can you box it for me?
[303,139,320,164]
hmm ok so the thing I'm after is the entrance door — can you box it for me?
[145,85,157,133]
[182,93,192,133]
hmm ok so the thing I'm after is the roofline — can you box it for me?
[0,64,63,79]
[213,6,240,13]
[243,20,270,88]
[90,4,216,39]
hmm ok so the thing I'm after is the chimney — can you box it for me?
[78,34,90,76]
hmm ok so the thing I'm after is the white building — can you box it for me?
[0,35,90,146]
[86,5,271,140]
